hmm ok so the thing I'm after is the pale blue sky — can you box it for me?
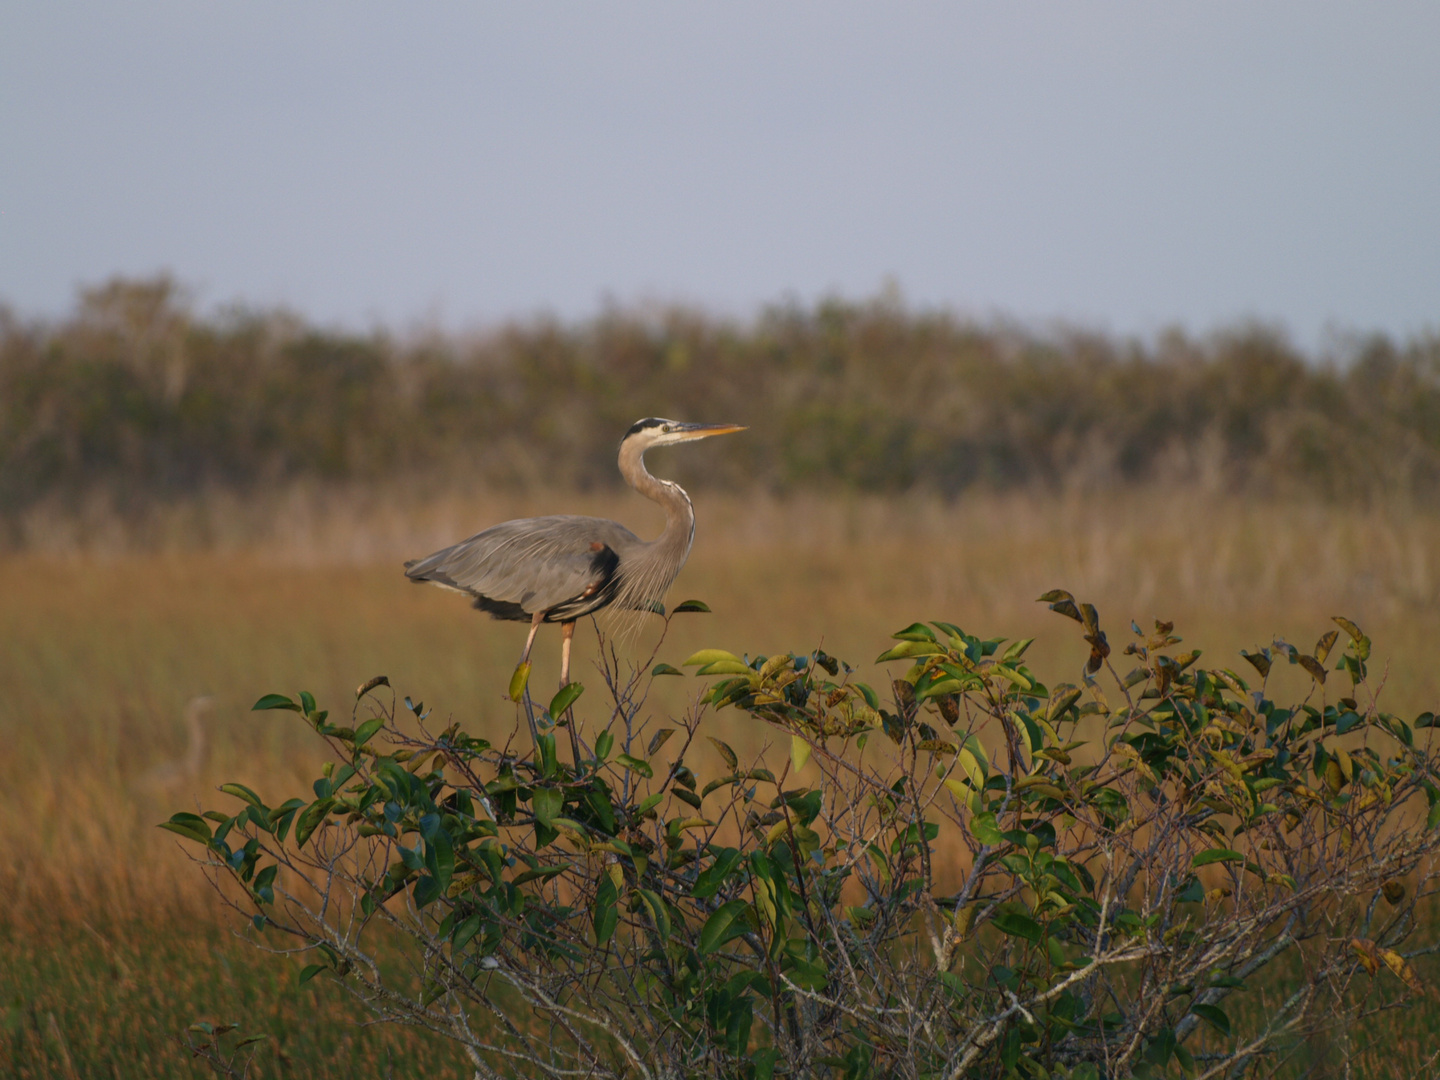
[2,3,1437,346]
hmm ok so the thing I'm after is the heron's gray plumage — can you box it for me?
[404,419,741,628]
[404,515,635,622]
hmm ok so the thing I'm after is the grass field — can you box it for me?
[4,488,1440,1077]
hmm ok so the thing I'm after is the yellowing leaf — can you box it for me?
[1334,747,1354,784]
[957,746,985,790]
[790,735,812,773]
[1381,949,1425,994]
[683,649,742,667]
[508,662,531,703]
[943,777,973,800]
[697,660,755,676]
[760,653,795,680]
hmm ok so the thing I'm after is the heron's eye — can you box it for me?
[662,425,674,434]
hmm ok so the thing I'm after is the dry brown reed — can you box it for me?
[4,487,1440,1074]
[5,487,1439,920]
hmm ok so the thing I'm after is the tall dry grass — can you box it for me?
[4,487,1440,1074]
[4,487,1439,917]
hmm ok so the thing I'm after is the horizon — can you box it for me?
[2,272,1432,365]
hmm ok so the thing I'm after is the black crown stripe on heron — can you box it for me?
[404,418,745,745]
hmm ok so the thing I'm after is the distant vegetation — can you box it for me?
[2,276,1438,533]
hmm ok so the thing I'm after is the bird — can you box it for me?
[403,418,745,739]
[135,695,215,793]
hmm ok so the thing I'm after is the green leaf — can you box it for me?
[353,717,385,747]
[1192,848,1245,867]
[512,864,568,887]
[452,914,482,953]
[636,888,670,940]
[699,899,751,954]
[915,678,967,702]
[1146,1027,1176,1068]
[253,693,300,712]
[1335,711,1363,735]
[651,663,684,677]
[219,783,264,808]
[1003,637,1036,662]
[969,812,1003,846]
[412,875,441,907]
[751,1048,779,1080]
[294,797,334,848]
[672,599,711,613]
[892,622,938,642]
[992,911,1044,944]
[683,649,742,667]
[790,735,812,773]
[159,813,212,845]
[594,730,614,761]
[298,964,325,985]
[1191,1003,1232,1037]
[532,787,562,829]
[508,662,531,703]
[693,848,742,899]
[875,641,946,663]
[593,875,619,944]
[427,831,454,892]
[616,753,653,778]
[299,691,317,715]
[549,682,584,716]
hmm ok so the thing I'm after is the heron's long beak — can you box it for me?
[672,422,747,440]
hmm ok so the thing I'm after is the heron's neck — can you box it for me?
[183,704,208,776]
[619,442,696,558]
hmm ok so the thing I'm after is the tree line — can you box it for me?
[2,276,1437,523]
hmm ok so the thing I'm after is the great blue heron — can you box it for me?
[135,695,215,793]
[404,418,745,740]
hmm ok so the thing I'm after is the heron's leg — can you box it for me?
[559,621,583,766]
[517,611,544,747]
[560,621,575,685]
[520,611,544,665]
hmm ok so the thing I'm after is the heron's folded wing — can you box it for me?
[407,516,634,613]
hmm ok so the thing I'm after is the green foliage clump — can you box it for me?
[165,598,1440,1079]
[6,276,1440,530]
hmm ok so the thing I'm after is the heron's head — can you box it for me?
[621,418,746,450]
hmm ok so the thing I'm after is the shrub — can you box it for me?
[8,276,1440,532]
[166,596,1440,1078]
